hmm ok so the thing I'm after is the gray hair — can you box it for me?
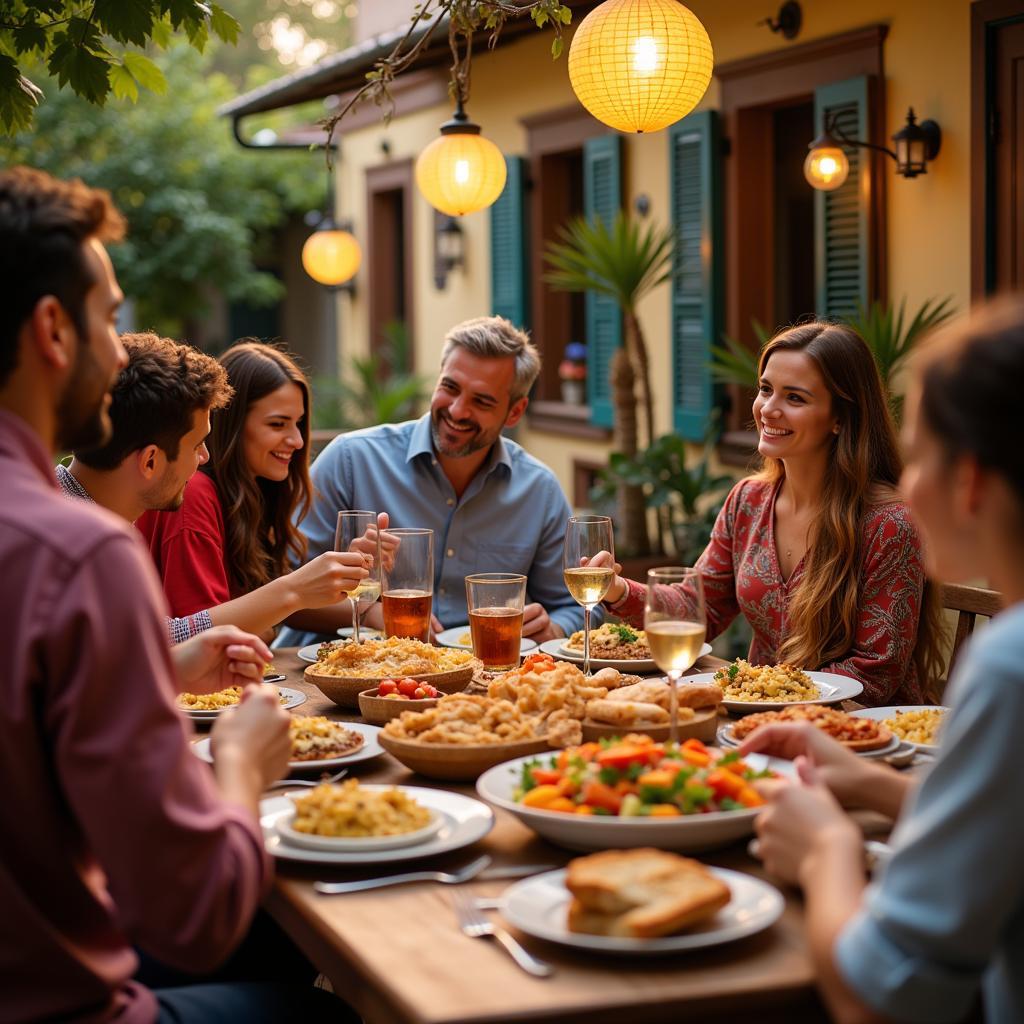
[440,316,541,402]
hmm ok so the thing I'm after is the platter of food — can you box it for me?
[697,661,863,714]
[177,685,306,721]
[476,735,791,852]
[259,784,495,865]
[850,705,948,754]
[500,852,783,956]
[538,628,711,673]
[193,718,385,770]
[580,678,723,744]
[436,626,537,654]
[717,705,900,757]
[298,642,334,664]
[304,637,476,708]
[275,781,444,851]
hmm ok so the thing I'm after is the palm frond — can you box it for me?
[544,211,675,311]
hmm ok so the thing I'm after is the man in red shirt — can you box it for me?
[0,167,342,1021]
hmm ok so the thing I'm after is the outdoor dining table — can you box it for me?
[245,647,833,1024]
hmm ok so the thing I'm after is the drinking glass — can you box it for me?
[381,528,434,643]
[643,567,707,746]
[465,573,527,671]
[563,515,615,676]
[334,511,382,643]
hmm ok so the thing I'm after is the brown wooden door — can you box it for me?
[992,18,1024,292]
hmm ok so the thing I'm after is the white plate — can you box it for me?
[476,752,791,853]
[691,670,864,714]
[298,642,337,664]
[260,787,494,864]
[501,867,783,956]
[192,720,386,771]
[537,638,712,674]
[850,705,949,754]
[179,686,306,721]
[436,626,537,654]
[336,626,382,640]
[717,723,902,760]
[276,799,444,851]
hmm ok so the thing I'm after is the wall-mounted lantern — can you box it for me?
[433,213,465,290]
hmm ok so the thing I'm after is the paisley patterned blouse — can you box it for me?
[606,477,926,706]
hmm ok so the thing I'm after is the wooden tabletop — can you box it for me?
[240,648,829,1024]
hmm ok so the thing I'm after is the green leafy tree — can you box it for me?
[0,1,240,133]
[0,44,323,338]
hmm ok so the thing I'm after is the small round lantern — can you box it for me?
[803,130,850,192]
[301,221,361,287]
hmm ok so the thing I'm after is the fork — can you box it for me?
[266,767,348,791]
[450,888,554,977]
[314,854,492,894]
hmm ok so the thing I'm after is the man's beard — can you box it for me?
[55,339,114,453]
[430,409,498,458]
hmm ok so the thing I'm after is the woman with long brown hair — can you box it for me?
[744,298,1024,1024]
[596,321,943,705]
[138,341,367,634]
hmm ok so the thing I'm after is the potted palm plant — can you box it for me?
[545,212,675,555]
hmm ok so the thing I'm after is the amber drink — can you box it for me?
[382,589,432,642]
[465,573,527,671]
[381,528,434,642]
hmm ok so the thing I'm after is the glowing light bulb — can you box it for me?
[633,36,659,72]
[454,159,470,185]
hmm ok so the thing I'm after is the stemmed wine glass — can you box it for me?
[644,567,707,746]
[334,511,382,643]
[563,515,615,676]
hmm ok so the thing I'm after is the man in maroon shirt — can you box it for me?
[0,168,342,1022]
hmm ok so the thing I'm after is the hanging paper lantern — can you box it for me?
[568,0,714,134]
[415,107,507,217]
[301,222,361,287]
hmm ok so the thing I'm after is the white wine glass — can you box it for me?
[643,567,707,747]
[563,515,615,676]
[335,510,382,643]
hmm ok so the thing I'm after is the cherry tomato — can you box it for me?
[397,679,421,697]
[378,680,399,696]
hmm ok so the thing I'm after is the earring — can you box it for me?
[832,425,840,434]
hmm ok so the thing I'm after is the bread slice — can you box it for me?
[565,848,730,938]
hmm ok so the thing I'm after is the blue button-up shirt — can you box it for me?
[277,415,593,647]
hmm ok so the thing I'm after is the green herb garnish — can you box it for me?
[609,623,639,644]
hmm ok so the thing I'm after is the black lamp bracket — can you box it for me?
[824,110,942,166]
[760,1,802,40]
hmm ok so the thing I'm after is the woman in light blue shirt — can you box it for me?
[742,297,1024,1024]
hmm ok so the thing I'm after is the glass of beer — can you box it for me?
[563,515,615,676]
[334,511,382,643]
[643,567,707,746]
[465,573,526,671]
[381,528,433,643]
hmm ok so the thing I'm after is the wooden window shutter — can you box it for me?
[583,134,623,428]
[669,109,722,441]
[814,76,871,318]
[490,155,529,328]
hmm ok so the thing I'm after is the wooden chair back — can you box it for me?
[941,582,1002,678]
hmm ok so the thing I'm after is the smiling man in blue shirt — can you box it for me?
[278,316,593,648]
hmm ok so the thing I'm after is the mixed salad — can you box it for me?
[514,735,773,817]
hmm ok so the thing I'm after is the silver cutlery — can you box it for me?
[450,888,554,977]
[313,857,557,895]
[266,767,348,791]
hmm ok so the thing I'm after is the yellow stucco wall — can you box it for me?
[333,0,972,499]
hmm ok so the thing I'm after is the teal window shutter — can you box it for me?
[583,134,622,428]
[669,109,722,441]
[490,155,529,329]
[814,76,871,318]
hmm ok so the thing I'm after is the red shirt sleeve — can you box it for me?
[137,473,231,618]
[44,530,268,972]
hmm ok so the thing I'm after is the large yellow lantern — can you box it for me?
[804,130,850,191]
[301,220,361,287]
[415,103,507,217]
[568,0,714,134]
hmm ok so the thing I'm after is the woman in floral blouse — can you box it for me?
[597,322,944,706]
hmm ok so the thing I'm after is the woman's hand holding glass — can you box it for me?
[285,550,370,610]
[582,550,627,605]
